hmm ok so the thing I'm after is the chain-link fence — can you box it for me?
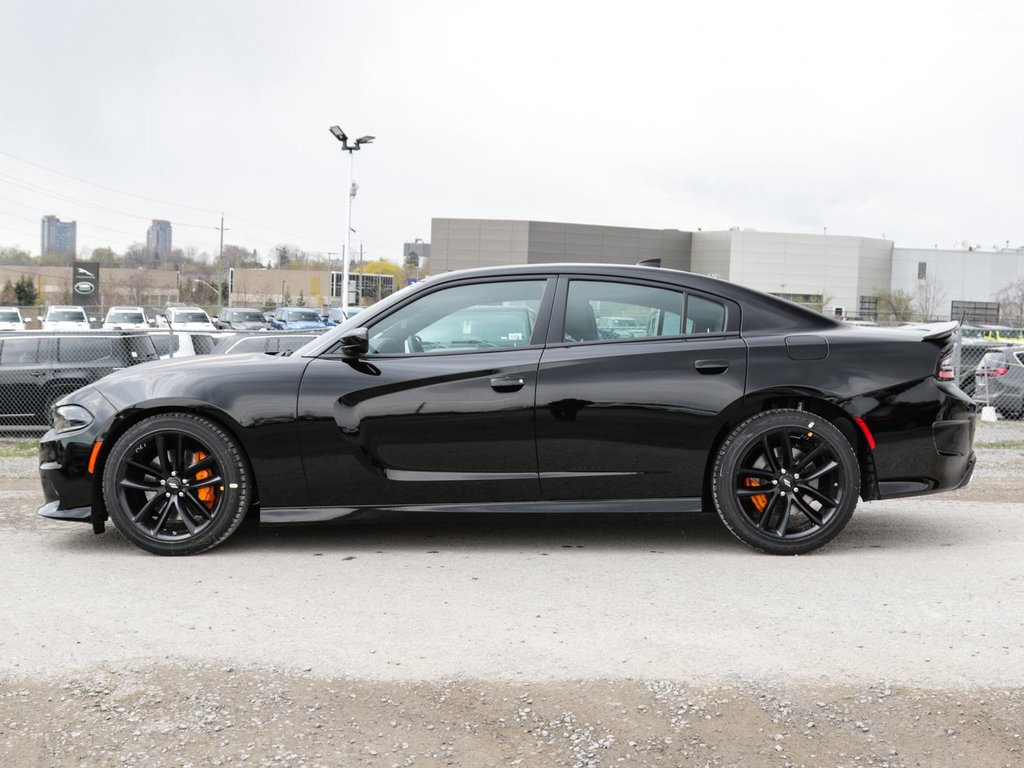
[0,330,160,433]
[0,327,330,434]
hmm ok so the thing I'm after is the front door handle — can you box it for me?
[694,359,729,375]
[490,376,526,392]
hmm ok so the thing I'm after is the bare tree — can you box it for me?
[913,276,948,321]
[874,289,914,322]
[996,278,1024,326]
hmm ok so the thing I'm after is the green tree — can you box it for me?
[13,275,38,306]
[0,279,16,304]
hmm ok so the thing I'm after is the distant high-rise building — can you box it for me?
[147,219,173,260]
[40,215,77,258]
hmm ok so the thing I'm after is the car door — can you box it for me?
[535,276,747,502]
[297,277,554,508]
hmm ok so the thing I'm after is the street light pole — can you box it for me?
[329,126,374,313]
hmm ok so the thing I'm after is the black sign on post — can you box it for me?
[72,261,100,301]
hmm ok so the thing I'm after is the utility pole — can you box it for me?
[329,126,374,312]
[217,213,230,307]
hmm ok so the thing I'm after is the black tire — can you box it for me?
[711,409,860,555]
[102,413,251,555]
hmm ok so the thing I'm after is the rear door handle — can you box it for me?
[490,376,526,392]
[694,359,729,375]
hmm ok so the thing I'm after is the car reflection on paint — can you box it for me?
[37,263,977,556]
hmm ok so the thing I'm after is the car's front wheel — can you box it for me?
[711,409,860,555]
[102,413,251,555]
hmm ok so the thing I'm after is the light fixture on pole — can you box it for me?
[329,126,374,312]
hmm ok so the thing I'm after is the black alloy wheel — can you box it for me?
[102,413,251,555]
[711,409,860,555]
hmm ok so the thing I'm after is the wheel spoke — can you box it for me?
[155,434,170,475]
[174,433,184,475]
[798,483,838,508]
[189,475,222,490]
[738,467,775,481]
[760,436,780,473]
[119,477,161,492]
[149,500,174,534]
[736,486,772,498]
[181,492,213,522]
[174,498,199,535]
[126,458,158,477]
[792,493,824,527]
[778,431,794,470]
[773,495,793,536]
[184,455,217,477]
[131,491,166,523]
[792,444,826,473]
[801,459,839,483]
[756,492,780,530]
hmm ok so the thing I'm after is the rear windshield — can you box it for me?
[231,310,264,322]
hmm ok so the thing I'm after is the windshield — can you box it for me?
[108,312,146,324]
[0,311,21,322]
[48,309,87,322]
[173,311,210,324]
[232,310,265,322]
[286,309,321,322]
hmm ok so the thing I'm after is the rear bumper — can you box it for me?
[868,380,979,500]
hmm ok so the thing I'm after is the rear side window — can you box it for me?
[564,280,729,342]
[58,338,112,363]
[1,338,41,365]
[124,335,159,362]
[150,335,180,356]
[191,335,216,355]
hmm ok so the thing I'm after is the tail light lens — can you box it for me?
[984,366,1010,377]
[937,350,955,380]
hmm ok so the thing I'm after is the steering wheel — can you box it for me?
[406,334,425,353]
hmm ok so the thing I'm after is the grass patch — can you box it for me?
[976,439,1024,450]
[0,439,37,458]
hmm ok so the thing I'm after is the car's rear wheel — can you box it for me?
[711,409,860,555]
[102,413,251,555]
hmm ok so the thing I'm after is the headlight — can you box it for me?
[53,404,94,434]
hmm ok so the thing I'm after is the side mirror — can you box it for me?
[339,327,369,358]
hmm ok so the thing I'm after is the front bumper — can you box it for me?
[35,385,119,533]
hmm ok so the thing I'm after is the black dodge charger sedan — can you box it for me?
[38,263,977,555]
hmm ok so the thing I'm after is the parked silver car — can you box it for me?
[974,346,1024,418]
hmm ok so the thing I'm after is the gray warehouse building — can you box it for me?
[430,218,894,320]
[430,217,1024,323]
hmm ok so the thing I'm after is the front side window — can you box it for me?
[563,280,728,342]
[367,280,546,355]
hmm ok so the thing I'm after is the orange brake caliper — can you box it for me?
[745,477,768,512]
[192,451,218,509]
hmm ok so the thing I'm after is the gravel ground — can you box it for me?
[1,419,1023,767]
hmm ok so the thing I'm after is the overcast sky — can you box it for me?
[1,0,1021,264]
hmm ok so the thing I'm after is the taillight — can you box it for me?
[937,350,955,380]
[985,367,1010,377]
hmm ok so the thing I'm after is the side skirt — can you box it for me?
[260,497,705,525]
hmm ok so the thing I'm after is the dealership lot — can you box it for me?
[1,421,1022,766]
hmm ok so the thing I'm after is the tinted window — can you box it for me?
[150,334,180,356]
[564,280,727,341]
[0,338,41,364]
[58,338,112,363]
[0,310,21,322]
[368,280,546,354]
[190,335,217,355]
